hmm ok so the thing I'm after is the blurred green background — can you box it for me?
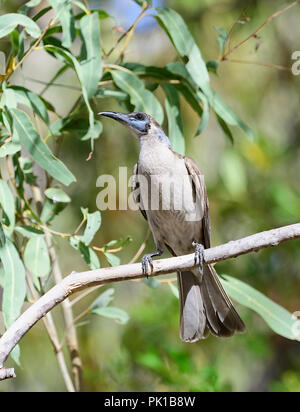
[1,0,300,392]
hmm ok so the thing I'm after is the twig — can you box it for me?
[224,58,292,72]
[0,223,300,379]
[221,1,299,61]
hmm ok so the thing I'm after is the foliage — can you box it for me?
[0,0,299,392]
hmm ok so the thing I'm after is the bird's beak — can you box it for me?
[98,111,131,126]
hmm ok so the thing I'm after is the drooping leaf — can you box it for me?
[214,26,228,53]
[0,239,26,328]
[195,90,210,136]
[221,275,300,341]
[79,12,102,98]
[155,7,210,95]
[92,306,130,324]
[0,13,41,39]
[162,84,185,155]
[90,288,115,310]
[49,0,75,48]
[0,179,15,227]
[69,237,100,270]
[24,236,51,279]
[111,70,164,124]
[78,209,101,246]
[104,252,120,267]
[10,108,76,186]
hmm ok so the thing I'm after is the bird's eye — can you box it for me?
[135,113,144,121]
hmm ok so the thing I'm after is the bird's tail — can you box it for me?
[177,265,245,342]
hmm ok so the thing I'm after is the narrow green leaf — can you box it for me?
[78,210,101,246]
[0,239,26,328]
[90,288,115,310]
[92,306,130,324]
[24,237,51,278]
[69,237,100,270]
[0,179,15,227]
[15,225,44,238]
[0,141,21,158]
[111,70,164,124]
[221,275,300,341]
[217,115,234,144]
[49,0,75,48]
[0,222,6,247]
[10,108,76,186]
[0,13,41,39]
[79,12,102,98]
[104,252,120,267]
[162,84,185,155]
[155,8,210,95]
[195,90,210,136]
[214,26,228,52]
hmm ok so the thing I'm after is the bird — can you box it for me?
[99,111,246,342]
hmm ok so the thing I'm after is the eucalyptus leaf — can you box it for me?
[0,239,26,328]
[90,288,115,310]
[15,225,44,238]
[69,237,100,270]
[0,13,41,39]
[78,210,101,246]
[104,252,120,267]
[92,306,130,325]
[163,84,185,155]
[0,179,15,227]
[24,236,51,278]
[10,108,76,186]
[49,0,75,48]
[222,275,300,341]
[45,187,71,203]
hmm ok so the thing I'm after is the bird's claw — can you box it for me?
[192,241,204,273]
[142,254,154,279]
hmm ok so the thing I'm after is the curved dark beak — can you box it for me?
[98,111,130,126]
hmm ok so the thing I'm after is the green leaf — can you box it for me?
[0,179,15,227]
[10,108,76,186]
[221,275,300,341]
[79,12,102,98]
[15,225,44,238]
[92,306,130,324]
[90,288,115,310]
[155,7,210,95]
[0,222,6,247]
[45,187,71,203]
[168,281,179,299]
[111,70,164,124]
[69,237,100,270]
[24,236,51,279]
[217,115,234,144]
[206,60,219,75]
[49,0,75,48]
[162,84,185,155]
[78,210,101,246]
[195,90,210,136]
[0,239,26,328]
[0,13,41,39]
[40,198,67,223]
[209,91,254,140]
[104,252,120,267]
[214,26,228,53]
[0,141,21,158]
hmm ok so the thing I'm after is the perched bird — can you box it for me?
[99,111,245,342]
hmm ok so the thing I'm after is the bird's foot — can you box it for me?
[192,241,204,273]
[141,248,163,279]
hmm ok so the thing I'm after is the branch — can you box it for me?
[0,223,299,380]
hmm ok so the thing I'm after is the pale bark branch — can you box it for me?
[0,223,300,380]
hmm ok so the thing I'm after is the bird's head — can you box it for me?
[98,111,170,146]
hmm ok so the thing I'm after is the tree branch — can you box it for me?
[0,223,299,380]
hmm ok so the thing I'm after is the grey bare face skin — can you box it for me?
[98,111,151,137]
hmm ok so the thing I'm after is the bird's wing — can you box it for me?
[132,163,148,221]
[184,156,211,248]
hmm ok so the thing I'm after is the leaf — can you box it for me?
[221,275,300,341]
[49,0,75,48]
[10,108,76,186]
[0,239,26,328]
[217,115,234,144]
[92,306,130,324]
[155,7,210,95]
[0,141,21,158]
[0,222,6,247]
[195,90,210,136]
[0,13,41,39]
[168,281,179,299]
[24,236,51,279]
[90,288,115,310]
[45,187,71,203]
[40,198,68,223]
[162,84,185,155]
[69,237,100,270]
[206,60,219,75]
[214,26,228,52]
[79,12,102,98]
[104,252,120,267]
[209,91,254,140]
[0,179,15,227]
[111,70,164,124]
[78,210,101,246]
[15,225,44,238]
